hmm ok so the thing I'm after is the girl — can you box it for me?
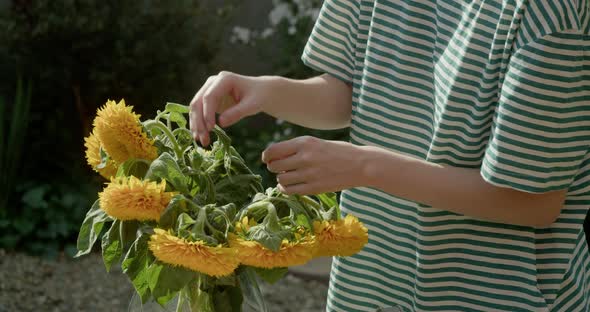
[190,1,590,311]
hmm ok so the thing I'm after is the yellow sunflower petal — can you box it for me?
[149,229,239,277]
[93,99,158,164]
[84,131,119,179]
[313,214,368,257]
[228,234,317,269]
[98,176,175,221]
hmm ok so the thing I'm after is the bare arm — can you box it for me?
[361,146,566,227]
[262,137,566,228]
[260,74,352,130]
[189,72,352,146]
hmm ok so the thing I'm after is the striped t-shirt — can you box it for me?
[302,1,590,311]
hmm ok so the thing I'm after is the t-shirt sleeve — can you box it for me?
[301,0,359,83]
[480,30,590,194]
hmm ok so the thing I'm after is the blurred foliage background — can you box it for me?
[0,0,346,258]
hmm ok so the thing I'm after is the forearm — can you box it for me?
[359,146,566,227]
[261,74,352,130]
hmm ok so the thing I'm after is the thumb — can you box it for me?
[218,96,256,127]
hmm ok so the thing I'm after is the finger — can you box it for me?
[276,170,308,186]
[202,71,236,131]
[262,138,302,164]
[267,154,302,173]
[190,76,215,142]
[218,96,255,128]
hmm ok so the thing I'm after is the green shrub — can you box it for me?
[0,0,233,256]
[0,180,97,258]
[0,76,32,217]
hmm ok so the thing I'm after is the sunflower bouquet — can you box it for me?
[76,99,368,312]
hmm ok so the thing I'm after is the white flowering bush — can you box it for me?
[231,0,320,46]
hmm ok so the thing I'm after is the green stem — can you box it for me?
[213,207,232,238]
[166,113,172,129]
[204,219,226,245]
[155,111,168,123]
[176,290,184,312]
[295,195,323,220]
[143,120,183,160]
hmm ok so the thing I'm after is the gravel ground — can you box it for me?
[0,250,328,312]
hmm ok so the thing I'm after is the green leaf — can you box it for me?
[145,152,189,194]
[169,111,187,128]
[189,149,204,170]
[212,126,232,147]
[177,213,196,232]
[213,286,243,312]
[96,147,110,169]
[147,263,164,291]
[159,195,188,229]
[295,214,311,230]
[116,158,149,178]
[185,279,215,312]
[215,274,237,287]
[215,174,262,207]
[217,203,237,226]
[122,233,153,303]
[271,197,313,231]
[237,199,270,223]
[120,220,140,250]
[165,102,190,114]
[238,267,268,312]
[247,225,283,252]
[21,185,49,208]
[149,263,196,306]
[227,286,244,312]
[76,200,110,257]
[194,173,216,205]
[101,220,122,272]
[175,128,194,150]
[253,267,288,285]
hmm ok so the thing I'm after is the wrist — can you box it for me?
[358,145,411,191]
[256,75,287,114]
[356,145,382,188]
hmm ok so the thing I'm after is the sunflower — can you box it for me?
[98,176,175,221]
[84,131,118,179]
[93,99,157,164]
[313,214,368,257]
[149,229,239,277]
[228,233,317,269]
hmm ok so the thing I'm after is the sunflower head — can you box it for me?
[313,214,368,257]
[228,233,318,269]
[84,131,118,179]
[98,176,175,221]
[149,229,239,277]
[93,99,158,163]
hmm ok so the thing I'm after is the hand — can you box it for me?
[189,71,271,146]
[262,136,367,195]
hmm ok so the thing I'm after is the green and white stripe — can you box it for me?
[302,0,590,311]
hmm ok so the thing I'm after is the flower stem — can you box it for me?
[143,120,183,160]
[176,290,185,312]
